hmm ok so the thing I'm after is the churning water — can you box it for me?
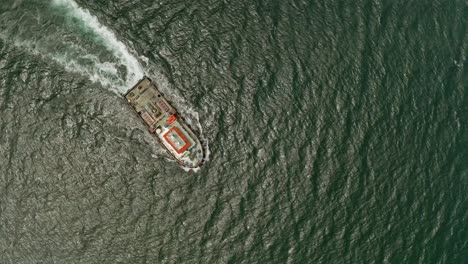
[0,0,466,263]
[1,0,144,94]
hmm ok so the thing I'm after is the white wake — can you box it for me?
[51,0,144,93]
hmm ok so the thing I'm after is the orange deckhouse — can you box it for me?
[124,77,204,169]
[163,127,191,154]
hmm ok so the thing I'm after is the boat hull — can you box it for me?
[124,77,204,169]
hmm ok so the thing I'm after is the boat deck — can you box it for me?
[125,78,175,131]
[124,77,204,168]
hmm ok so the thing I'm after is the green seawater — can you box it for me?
[0,0,466,263]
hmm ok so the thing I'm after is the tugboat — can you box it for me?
[124,77,204,169]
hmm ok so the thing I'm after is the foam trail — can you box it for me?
[0,34,125,93]
[51,0,144,92]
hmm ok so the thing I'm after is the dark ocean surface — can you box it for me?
[0,0,467,263]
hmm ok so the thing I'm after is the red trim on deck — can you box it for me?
[163,127,191,154]
[167,115,177,124]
